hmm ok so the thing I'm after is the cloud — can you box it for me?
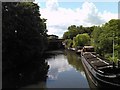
[82,2,105,25]
[46,0,59,11]
[99,11,118,22]
[47,54,73,80]
[34,0,41,7]
[39,0,117,38]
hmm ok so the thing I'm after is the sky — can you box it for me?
[34,0,118,38]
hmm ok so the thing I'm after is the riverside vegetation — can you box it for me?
[63,19,120,64]
[2,2,49,85]
[2,1,120,89]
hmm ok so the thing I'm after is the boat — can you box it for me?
[70,48,76,51]
[75,46,83,54]
[81,46,120,88]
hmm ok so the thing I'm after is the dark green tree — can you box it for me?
[63,25,94,40]
[91,19,120,63]
[2,2,48,71]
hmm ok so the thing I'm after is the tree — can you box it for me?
[91,19,120,64]
[91,26,103,54]
[63,25,94,40]
[67,25,79,39]
[73,33,90,47]
[63,39,73,48]
[2,2,48,71]
[63,31,70,39]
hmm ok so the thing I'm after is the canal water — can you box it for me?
[21,50,96,89]
[3,50,97,89]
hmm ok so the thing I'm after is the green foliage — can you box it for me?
[63,19,120,64]
[63,31,69,39]
[63,39,73,48]
[73,33,90,47]
[2,2,48,71]
[65,50,84,71]
[68,25,79,39]
[91,26,103,51]
[91,19,120,63]
[63,25,94,40]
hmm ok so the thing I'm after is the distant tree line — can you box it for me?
[2,2,48,73]
[63,25,94,48]
[63,19,120,63]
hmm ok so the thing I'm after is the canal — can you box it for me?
[20,50,96,89]
[3,50,97,89]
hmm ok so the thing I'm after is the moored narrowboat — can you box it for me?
[81,46,120,87]
[75,46,83,54]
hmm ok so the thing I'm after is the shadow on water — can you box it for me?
[2,50,65,90]
[2,55,50,90]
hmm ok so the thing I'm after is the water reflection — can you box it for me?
[46,50,89,88]
[64,50,97,89]
[3,50,93,89]
[47,54,73,80]
[2,58,49,89]
[64,50,86,78]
